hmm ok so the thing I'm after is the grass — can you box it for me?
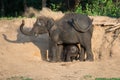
[5,75,120,80]
[83,75,120,80]
[6,76,33,80]
[95,78,120,80]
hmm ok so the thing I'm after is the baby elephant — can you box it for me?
[62,44,80,62]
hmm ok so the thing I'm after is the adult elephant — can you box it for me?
[20,13,94,62]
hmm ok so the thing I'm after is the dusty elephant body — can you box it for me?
[62,44,80,62]
[20,13,94,62]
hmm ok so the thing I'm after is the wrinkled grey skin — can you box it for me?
[62,44,80,62]
[20,13,94,62]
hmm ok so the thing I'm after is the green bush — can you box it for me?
[0,0,120,17]
[75,0,120,17]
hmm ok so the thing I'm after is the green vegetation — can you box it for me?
[83,75,93,79]
[96,78,120,80]
[82,75,120,80]
[75,0,120,17]
[6,76,33,80]
[5,75,120,80]
[0,0,120,17]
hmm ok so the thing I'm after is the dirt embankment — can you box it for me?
[0,8,120,80]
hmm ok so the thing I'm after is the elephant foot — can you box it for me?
[48,57,56,62]
[48,60,57,63]
[79,58,85,61]
[79,56,85,61]
[48,58,62,62]
[65,60,71,62]
[48,59,58,63]
[56,59,62,62]
[85,57,94,61]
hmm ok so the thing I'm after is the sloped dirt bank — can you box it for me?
[0,9,120,80]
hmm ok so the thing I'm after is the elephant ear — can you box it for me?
[71,18,91,33]
[47,18,55,30]
[36,17,46,27]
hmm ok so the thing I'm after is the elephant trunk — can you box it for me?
[20,20,34,36]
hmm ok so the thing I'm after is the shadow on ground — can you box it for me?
[2,28,49,61]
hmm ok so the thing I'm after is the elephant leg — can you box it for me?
[85,45,94,61]
[62,53,66,62]
[75,56,78,60]
[81,33,94,61]
[86,50,94,61]
[57,44,63,62]
[70,56,74,62]
[64,54,67,62]
[48,41,58,62]
[61,45,66,61]
[48,41,53,61]
[52,44,58,62]
[41,50,47,61]
[79,46,85,61]
[66,54,71,62]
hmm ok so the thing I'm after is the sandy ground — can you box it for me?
[0,9,120,80]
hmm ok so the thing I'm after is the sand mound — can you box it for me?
[0,9,120,79]
[23,7,64,20]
